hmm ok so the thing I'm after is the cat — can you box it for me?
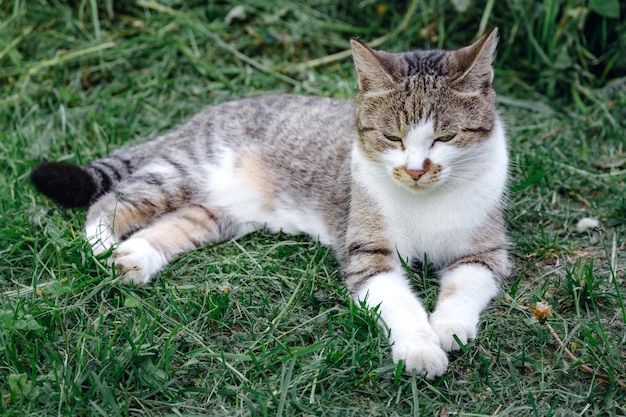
[31,28,510,379]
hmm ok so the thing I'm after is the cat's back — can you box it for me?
[194,94,355,148]
[141,94,356,162]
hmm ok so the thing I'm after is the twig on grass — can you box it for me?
[533,301,626,389]
[545,321,625,388]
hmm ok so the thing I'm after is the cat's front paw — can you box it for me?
[429,311,478,352]
[111,238,167,286]
[392,338,449,379]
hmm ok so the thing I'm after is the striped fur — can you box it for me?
[31,29,510,379]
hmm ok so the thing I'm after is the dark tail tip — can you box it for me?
[31,162,97,208]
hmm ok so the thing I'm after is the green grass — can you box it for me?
[1,1,625,416]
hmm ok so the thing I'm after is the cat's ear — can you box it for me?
[449,27,498,93]
[350,39,397,92]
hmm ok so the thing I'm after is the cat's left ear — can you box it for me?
[351,39,397,92]
[449,27,498,93]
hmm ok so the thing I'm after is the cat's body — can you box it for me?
[31,29,510,379]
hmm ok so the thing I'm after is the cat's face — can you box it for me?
[351,30,499,193]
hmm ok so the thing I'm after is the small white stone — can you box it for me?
[576,217,600,233]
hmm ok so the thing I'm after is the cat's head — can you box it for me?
[351,28,501,193]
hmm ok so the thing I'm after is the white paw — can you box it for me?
[430,311,478,352]
[111,238,167,286]
[392,338,449,379]
[86,221,117,256]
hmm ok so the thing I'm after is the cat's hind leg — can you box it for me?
[111,204,238,286]
[85,192,126,256]
[85,162,200,255]
[85,190,175,256]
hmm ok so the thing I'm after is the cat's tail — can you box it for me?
[31,155,132,208]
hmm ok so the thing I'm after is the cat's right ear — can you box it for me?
[350,39,397,92]
[449,28,498,94]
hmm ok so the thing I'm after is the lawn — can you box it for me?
[1,1,625,416]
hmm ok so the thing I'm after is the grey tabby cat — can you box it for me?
[31,28,510,379]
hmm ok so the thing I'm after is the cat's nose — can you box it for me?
[406,169,425,180]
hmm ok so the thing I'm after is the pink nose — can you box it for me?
[406,169,425,180]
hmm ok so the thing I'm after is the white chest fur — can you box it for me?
[374,181,493,265]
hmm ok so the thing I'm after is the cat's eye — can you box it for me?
[435,133,457,143]
[383,134,403,142]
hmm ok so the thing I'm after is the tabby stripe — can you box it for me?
[183,145,201,166]
[140,197,161,211]
[466,245,508,258]
[403,51,446,77]
[344,267,394,284]
[140,172,164,186]
[179,214,204,228]
[463,260,494,273]
[462,127,491,133]
[108,154,133,173]
[179,184,196,202]
[347,243,392,257]
[90,165,112,193]
[94,160,124,181]
[124,196,162,214]
[116,156,133,173]
[190,204,218,223]
[445,246,508,275]
[484,245,508,253]
[162,154,190,178]
[179,209,217,228]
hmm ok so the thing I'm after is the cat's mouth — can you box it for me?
[392,166,443,191]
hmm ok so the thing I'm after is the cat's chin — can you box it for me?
[396,180,444,194]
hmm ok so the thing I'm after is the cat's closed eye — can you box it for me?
[383,133,403,142]
[434,133,457,143]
